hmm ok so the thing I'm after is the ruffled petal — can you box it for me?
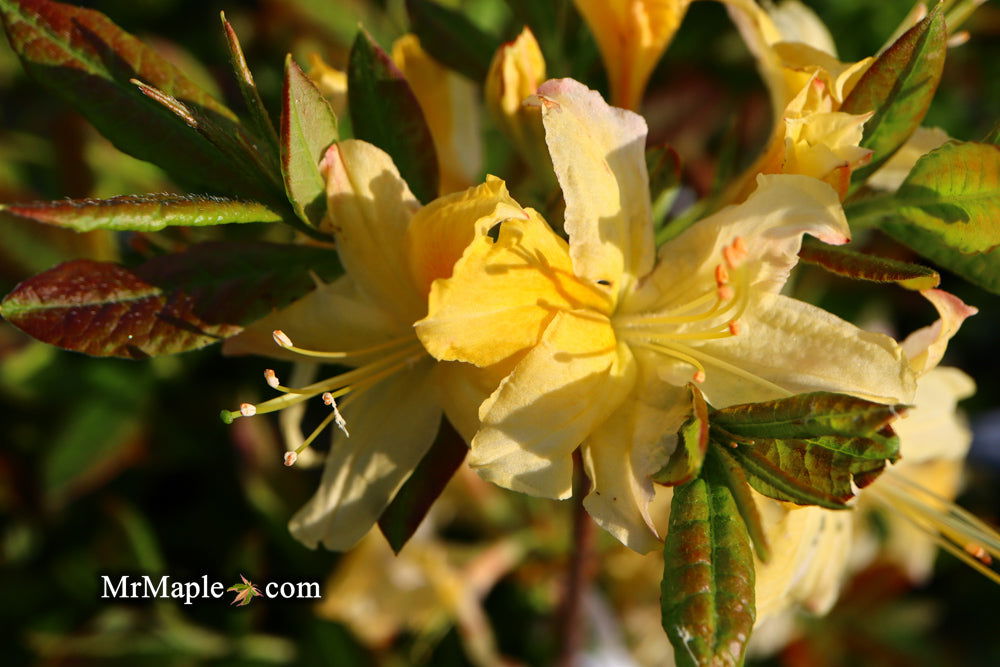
[902,289,978,376]
[627,174,848,313]
[289,360,441,550]
[406,175,527,297]
[417,209,611,367]
[392,34,482,195]
[469,310,636,499]
[893,366,975,463]
[222,276,398,361]
[693,291,915,406]
[320,140,423,326]
[529,78,655,296]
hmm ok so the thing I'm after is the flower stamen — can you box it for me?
[271,330,414,361]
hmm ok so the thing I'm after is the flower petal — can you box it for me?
[627,174,848,313]
[320,140,423,326]
[435,359,515,444]
[693,291,915,406]
[406,175,527,298]
[417,209,611,367]
[469,310,636,499]
[392,34,482,194]
[289,360,441,550]
[581,358,688,553]
[893,366,975,463]
[902,289,978,376]
[529,78,655,296]
[222,276,398,361]
[867,126,950,192]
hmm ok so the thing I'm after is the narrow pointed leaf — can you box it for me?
[378,418,467,553]
[1,242,341,358]
[406,0,499,82]
[843,5,947,185]
[281,55,339,227]
[883,141,1000,254]
[653,384,708,486]
[798,237,940,290]
[1,194,283,232]
[707,445,770,563]
[348,30,439,203]
[221,11,280,159]
[662,472,755,667]
[0,0,279,200]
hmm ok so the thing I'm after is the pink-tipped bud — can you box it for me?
[728,321,741,336]
[240,403,257,417]
[264,369,280,389]
[284,451,298,467]
[322,392,334,406]
[272,330,293,348]
[692,370,706,383]
[714,263,730,287]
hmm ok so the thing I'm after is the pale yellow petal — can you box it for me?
[767,0,837,56]
[581,369,688,553]
[754,496,852,623]
[222,276,398,361]
[435,359,515,445]
[627,174,848,313]
[868,126,951,191]
[469,310,636,499]
[902,289,978,376]
[289,361,441,550]
[307,53,347,118]
[694,291,915,406]
[320,140,423,325]
[417,209,611,367]
[574,0,692,110]
[893,366,975,462]
[406,175,527,297]
[393,34,482,194]
[529,78,655,297]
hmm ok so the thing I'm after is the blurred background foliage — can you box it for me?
[1,0,999,665]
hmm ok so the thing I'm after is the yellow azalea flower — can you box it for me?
[724,0,874,200]
[393,34,483,194]
[416,78,915,552]
[573,0,692,110]
[223,140,524,550]
[485,27,548,168]
[317,525,521,666]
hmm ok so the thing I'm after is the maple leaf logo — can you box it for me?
[227,575,262,606]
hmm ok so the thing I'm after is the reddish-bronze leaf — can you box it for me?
[1,242,341,358]
[798,238,939,290]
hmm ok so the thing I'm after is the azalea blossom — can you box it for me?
[223,140,523,550]
[485,27,549,169]
[416,78,915,552]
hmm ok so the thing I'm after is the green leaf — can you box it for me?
[406,0,500,82]
[707,445,770,563]
[1,242,342,358]
[884,141,1000,254]
[797,237,940,290]
[662,471,755,667]
[882,224,1000,295]
[281,55,339,227]
[1,194,284,232]
[712,392,903,509]
[221,11,280,159]
[842,5,946,185]
[648,144,682,232]
[348,29,439,204]
[378,418,467,553]
[712,391,903,440]
[652,384,708,486]
[0,0,280,201]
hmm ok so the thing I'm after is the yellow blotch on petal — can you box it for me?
[486,27,548,166]
[392,34,482,195]
[417,209,613,368]
[573,0,692,110]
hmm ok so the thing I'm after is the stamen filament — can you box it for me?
[273,331,414,361]
[642,340,792,397]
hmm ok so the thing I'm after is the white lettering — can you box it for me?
[101,575,128,598]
